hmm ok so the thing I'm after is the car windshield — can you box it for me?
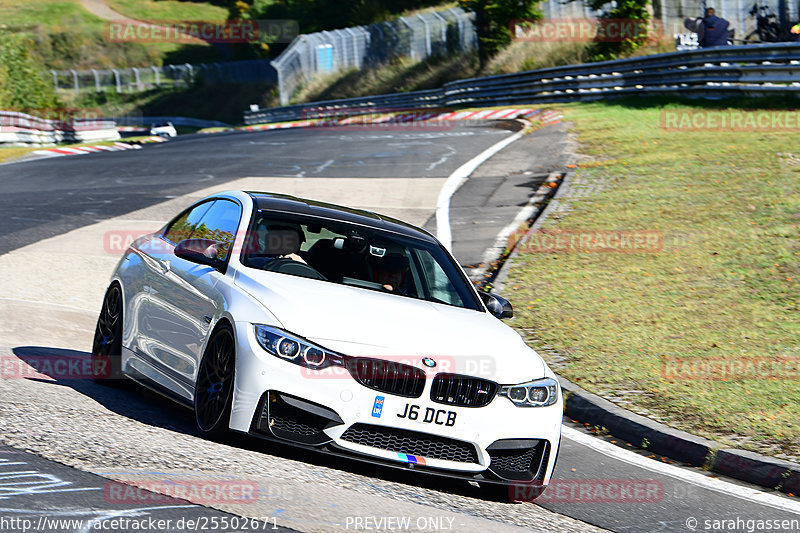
[240,211,481,311]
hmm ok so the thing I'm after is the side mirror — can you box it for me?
[174,238,225,271]
[480,292,514,319]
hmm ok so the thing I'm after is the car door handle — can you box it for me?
[160,259,171,273]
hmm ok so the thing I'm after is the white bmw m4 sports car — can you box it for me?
[92,190,562,496]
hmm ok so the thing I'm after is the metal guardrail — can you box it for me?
[0,111,120,145]
[111,116,232,128]
[244,89,444,123]
[244,42,800,125]
[52,60,277,94]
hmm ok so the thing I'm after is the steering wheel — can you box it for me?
[267,258,327,280]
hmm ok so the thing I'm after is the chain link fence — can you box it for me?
[51,59,277,93]
[50,8,476,104]
[272,8,477,105]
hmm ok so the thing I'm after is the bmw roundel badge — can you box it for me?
[422,357,437,368]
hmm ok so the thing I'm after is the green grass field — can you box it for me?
[106,0,228,22]
[0,0,103,29]
[507,102,800,461]
[0,0,226,70]
[0,146,42,163]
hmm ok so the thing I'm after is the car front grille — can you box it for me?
[346,357,425,398]
[430,374,498,407]
[266,406,325,437]
[488,440,550,481]
[252,391,342,445]
[340,423,479,464]
[490,446,538,472]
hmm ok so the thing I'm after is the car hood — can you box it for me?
[234,268,546,383]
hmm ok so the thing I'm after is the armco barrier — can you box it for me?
[244,42,800,125]
[111,116,232,129]
[0,111,120,146]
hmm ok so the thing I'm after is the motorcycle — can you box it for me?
[742,2,799,43]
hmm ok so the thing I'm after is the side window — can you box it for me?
[163,201,213,244]
[300,226,337,252]
[415,250,465,307]
[192,200,242,261]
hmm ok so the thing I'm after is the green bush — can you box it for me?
[585,0,653,61]
[459,0,541,62]
[29,24,162,70]
[0,30,60,111]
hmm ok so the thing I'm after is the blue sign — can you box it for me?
[317,44,334,73]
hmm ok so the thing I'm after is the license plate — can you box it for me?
[396,402,456,427]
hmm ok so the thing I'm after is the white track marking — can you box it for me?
[427,145,458,171]
[435,123,528,250]
[562,426,800,515]
[313,159,335,174]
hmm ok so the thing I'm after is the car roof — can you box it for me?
[246,191,438,243]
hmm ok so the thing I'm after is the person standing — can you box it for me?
[699,7,731,47]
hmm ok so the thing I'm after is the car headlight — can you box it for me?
[254,325,344,370]
[499,377,559,407]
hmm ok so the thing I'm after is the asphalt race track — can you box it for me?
[0,124,798,533]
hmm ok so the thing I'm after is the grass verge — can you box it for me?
[105,0,228,22]
[0,146,41,163]
[0,0,103,29]
[506,101,800,460]
[1,0,224,70]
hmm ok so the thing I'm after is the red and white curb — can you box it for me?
[117,126,148,133]
[243,107,563,132]
[138,136,168,143]
[32,142,142,158]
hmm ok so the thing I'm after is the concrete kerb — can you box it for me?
[468,171,562,283]
[489,166,800,496]
[713,449,800,494]
[491,170,574,292]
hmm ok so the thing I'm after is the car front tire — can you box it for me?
[194,322,236,438]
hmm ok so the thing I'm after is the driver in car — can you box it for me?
[254,224,307,263]
[372,253,410,293]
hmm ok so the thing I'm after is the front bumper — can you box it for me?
[230,321,562,485]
